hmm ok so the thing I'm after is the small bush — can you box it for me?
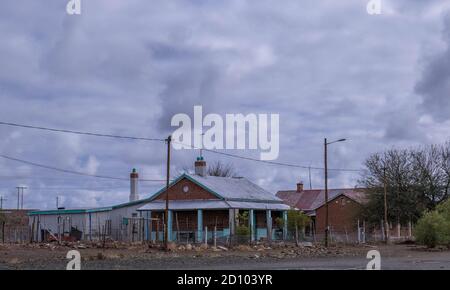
[235,225,250,237]
[415,199,450,248]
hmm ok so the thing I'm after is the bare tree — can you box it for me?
[440,141,450,202]
[207,161,237,177]
[410,145,446,207]
[360,148,424,225]
[360,142,450,225]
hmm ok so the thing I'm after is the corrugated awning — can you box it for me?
[226,201,291,211]
[137,200,291,211]
[138,200,230,211]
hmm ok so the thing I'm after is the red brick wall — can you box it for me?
[155,178,219,201]
[315,196,362,234]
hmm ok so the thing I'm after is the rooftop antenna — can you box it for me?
[308,163,312,190]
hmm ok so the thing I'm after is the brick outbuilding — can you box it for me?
[276,182,367,241]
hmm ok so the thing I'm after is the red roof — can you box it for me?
[276,188,367,211]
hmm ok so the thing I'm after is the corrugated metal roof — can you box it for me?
[28,206,113,216]
[276,188,367,211]
[183,174,282,202]
[226,201,291,210]
[31,173,288,216]
[138,200,230,211]
[138,199,291,211]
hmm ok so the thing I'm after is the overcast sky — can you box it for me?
[0,0,449,210]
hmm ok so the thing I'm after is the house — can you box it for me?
[276,182,367,241]
[28,168,154,242]
[137,157,290,243]
[29,158,290,243]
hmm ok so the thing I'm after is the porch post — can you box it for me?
[266,209,272,241]
[249,209,255,242]
[197,209,203,243]
[283,210,288,240]
[229,209,236,235]
[146,210,152,241]
[168,210,173,241]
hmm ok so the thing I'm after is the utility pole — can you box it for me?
[56,196,59,209]
[383,167,389,243]
[323,138,347,248]
[0,196,6,210]
[324,138,329,248]
[16,187,20,210]
[164,135,172,251]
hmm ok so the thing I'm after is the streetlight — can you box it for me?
[324,138,347,247]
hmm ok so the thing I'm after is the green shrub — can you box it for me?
[236,225,250,237]
[236,211,250,237]
[415,199,450,248]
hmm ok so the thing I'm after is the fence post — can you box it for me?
[408,220,412,238]
[357,219,361,243]
[214,226,217,248]
[362,221,366,243]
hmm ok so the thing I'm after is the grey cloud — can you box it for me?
[416,15,450,122]
[0,1,449,209]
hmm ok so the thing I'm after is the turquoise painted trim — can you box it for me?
[283,211,288,240]
[87,207,113,213]
[89,213,92,241]
[197,209,203,242]
[147,174,185,200]
[146,211,151,241]
[257,228,267,239]
[168,210,173,241]
[111,198,152,210]
[266,209,272,240]
[29,206,112,216]
[28,209,87,216]
[148,174,225,201]
[249,209,255,242]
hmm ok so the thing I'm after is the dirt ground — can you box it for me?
[0,241,448,270]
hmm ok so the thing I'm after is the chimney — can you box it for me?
[296,181,304,192]
[130,168,139,202]
[195,157,207,177]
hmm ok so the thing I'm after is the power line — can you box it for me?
[173,141,362,172]
[0,121,363,172]
[0,121,165,142]
[0,154,166,182]
[27,186,156,191]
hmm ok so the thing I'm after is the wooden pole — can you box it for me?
[383,167,390,242]
[324,138,329,247]
[175,213,180,243]
[164,135,172,250]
